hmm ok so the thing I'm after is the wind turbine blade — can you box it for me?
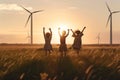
[106,2,111,13]
[19,5,31,13]
[106,14,111,27]
[25,14,31,27]
[32,10,44,13]
[112,11,120,13]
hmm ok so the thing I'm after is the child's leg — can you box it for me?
[64,51,67,56]
[48,50,51,55]
[61,51,63,57]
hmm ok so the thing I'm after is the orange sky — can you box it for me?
[0,0,120,44]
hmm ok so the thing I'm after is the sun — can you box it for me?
[58,24,69,32]
[51,24,69,43]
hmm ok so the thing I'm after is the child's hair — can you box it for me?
[46,32,51,38]
[75,30,80,35]
[62,30,66,36]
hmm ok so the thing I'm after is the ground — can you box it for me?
[0,44,120,80]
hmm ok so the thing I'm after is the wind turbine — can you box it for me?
[26,32,31,44]
[106,2,120,45]
[20,5,44,44]
[96,33,101,45]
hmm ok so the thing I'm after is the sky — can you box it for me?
[0,0,120,44]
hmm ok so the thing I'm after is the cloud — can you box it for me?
[0,4,32,11]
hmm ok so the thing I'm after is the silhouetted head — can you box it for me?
[62,30,66,36]
[75,30,81,35]
[46,32,51,38]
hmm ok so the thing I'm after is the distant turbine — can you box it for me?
[106,2,120,45]
[26,32,31,44]
[96,33,101,45]
[20,5,44,44]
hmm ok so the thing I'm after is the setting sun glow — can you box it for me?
[58,24,69,35]
[1,0,120,44]
[59,24,69,31]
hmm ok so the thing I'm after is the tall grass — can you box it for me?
[0,48,120,80]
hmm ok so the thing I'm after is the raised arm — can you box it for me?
[80,27,86,36]
[70,29,74,33]
[58,28,61,36]
[43,27,45,37]
[49,28,52,38]
[65,29,69,37]
[81,27,86,33]
[70,29,76,37]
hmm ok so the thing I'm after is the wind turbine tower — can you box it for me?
[106,2,120,45]
[96,33,101,45]
[20,5,44,44]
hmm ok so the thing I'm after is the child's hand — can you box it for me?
[49,28,51,31]
[43,27,45,30]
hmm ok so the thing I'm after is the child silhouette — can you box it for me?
[43,27,53,56]
[58,28,69,56]
[71,27,86,55]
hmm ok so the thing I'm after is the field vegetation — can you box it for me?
[0,45,120,80]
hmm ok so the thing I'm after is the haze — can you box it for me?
[0,0,120,44]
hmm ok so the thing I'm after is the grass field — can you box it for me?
[0,44,120,80]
